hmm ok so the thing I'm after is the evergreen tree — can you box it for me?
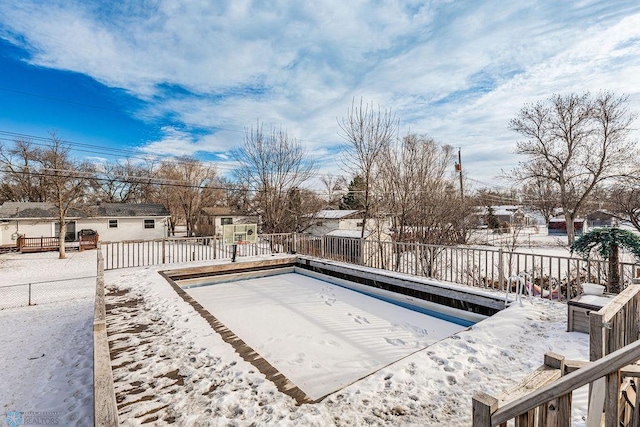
[485,206,501,230]
[339,175,366,210]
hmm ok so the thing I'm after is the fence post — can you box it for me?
[358,238,365,266]
[414,242,419,276]
[28,283,32,306]
[498,248,504,291]
[472,392,498,427]
[162,238,166,264]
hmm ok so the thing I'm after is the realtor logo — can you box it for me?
[4,412,23,427]
[3,411,59,426]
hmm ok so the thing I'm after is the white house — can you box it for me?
[196,207,259,237]
[0,202,170,246]
[305,210,365,237]
[304,210,392,267]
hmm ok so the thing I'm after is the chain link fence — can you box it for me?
[0,275,96,310]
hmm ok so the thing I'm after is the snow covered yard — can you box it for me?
[104,259,591,426]
[0,250,97,426]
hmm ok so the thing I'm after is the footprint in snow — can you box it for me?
[384,337,406,346]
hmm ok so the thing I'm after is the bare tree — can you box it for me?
[521,175,559,224]
[509,92,636,244]
[90,159,156,203]
[608,178,640,232]
[0,138,48,202]
[37,133,93,259]
[232,123,316,234]
[153,157,219,236]
[338,98,398,238]
[380,134,474,246]
[319,173,347,209]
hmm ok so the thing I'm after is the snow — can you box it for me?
[0,250,96,426]
[313,210,361,220]
[0,248,594,426]
[104,258,590,426]
[325,229,369,238]
[185,273,466,400]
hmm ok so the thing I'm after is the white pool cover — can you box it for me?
[185,272,467,400]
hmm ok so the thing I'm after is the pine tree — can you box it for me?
[339,175,366,210]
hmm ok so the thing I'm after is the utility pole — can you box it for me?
[455,147,464,201]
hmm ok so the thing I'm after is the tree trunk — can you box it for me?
[609,244,621,293]
[59,220,67,259]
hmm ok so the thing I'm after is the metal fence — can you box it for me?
[99,233,640,301]
[0,275,96,310]
[101,234,293,270]
[294,234,640,301]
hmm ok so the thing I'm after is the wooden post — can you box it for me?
[162,238,166,264]
[605,371,620,427]
[472,392,498,427]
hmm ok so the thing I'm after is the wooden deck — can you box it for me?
[15,234,99,253]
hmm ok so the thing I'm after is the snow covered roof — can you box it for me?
[326,229,370,238]
[314,210,362,220]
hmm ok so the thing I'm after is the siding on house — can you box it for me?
[0,202,170,245]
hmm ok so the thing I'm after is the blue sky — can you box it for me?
[0,0,639,189]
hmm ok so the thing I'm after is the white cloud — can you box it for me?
[1,0,639,186]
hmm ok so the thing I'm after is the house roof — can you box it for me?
[326,229,371,238]
[202,207,237,216]
[314,209,362,220]
[0,202,170,219]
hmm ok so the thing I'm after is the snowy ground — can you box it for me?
[0,250,96,427]
[0,248,594,426]
[105,258,591,426]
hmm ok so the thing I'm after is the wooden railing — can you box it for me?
[93,250,118,426]
[79,233,99,251]
[473,340,640,426]
[590,285,640,361]
[472,285,640,426]
[17,235,61,253]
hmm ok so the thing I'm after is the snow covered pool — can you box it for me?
[181,269,470,400]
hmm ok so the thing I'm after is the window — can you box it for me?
[221,217,233,225]
[316,221,323,226]
[144,219,155,229]
[108,219,118,228]
[356,222,364,227]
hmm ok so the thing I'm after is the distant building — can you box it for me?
[302,210,392,267]
[196,207,259,236]
[547,217,585,235]
[305,209,365,237]
[478,205,535,227]
[0,202,170,246]
[585,210,617,228]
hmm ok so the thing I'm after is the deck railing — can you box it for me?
[294,234,640,298]
[472,285,640,426]
[101,234,292,270]
[101,233,640,296]
[473,340,640,426]
[17,236,61,252]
